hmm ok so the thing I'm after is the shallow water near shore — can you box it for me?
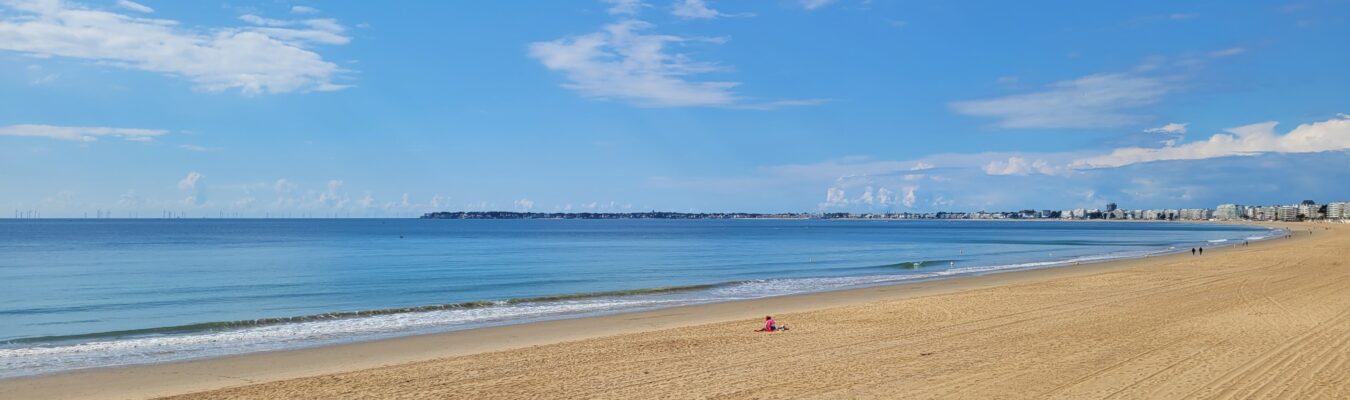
[0,219,1275,378]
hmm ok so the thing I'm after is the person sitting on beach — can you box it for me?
[755,315,787,332]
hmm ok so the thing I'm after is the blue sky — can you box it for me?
[1,0,1348,217]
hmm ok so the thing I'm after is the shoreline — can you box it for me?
[1,220,1277,378]
[0,222,1304,400]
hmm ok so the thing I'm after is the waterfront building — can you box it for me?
[1298,202,1321,220]
[1278,205,1300,221]
[1214,204,1242,220]
[1328,202,1348,219]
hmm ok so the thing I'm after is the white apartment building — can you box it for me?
[1328,202,1349,219]
[1214,204,1243,220]
[1298,203,1321,219]
[1278,205,1300,221]
[1179,208,1212,221]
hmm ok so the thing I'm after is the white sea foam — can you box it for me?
[0,298,693,378]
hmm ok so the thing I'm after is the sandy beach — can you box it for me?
[3,222,1346,399]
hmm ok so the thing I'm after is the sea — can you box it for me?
[0,219,1279,378]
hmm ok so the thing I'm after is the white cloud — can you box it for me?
[514,198,535,211]
[318,179,348,207]
[238,14,350,45]
[1072,115,1350,169]
[799,0,835,10]
[31,72,59,85]
[950,73,1171,129]
[231,196,256,209]
[0,124,166,142]
[1209,47,1245,57]
[1145,122,1188,134]
[177,171,203,190]
[116,190,143,208]
[820,187,847,208]
[115,0,151,13]
[876,187,894,206]
[604,0,643,15]
[178,171,206,206]
[901,186,917,208]
[0,1,350,94]
[529,20,737,107]
[983,157,1063,176]
[671,0,720,19]
[529,14,813,109]
[910,161,934,171]
[177,144,218,152]
[858,186,874,205]
[273,178,296,193]
[290,6,320,15]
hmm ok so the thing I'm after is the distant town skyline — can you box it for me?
[2,1,1348,217]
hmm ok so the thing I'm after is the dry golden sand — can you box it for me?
[145,223,1350,400]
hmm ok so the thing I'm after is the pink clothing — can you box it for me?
[764,319,776,332]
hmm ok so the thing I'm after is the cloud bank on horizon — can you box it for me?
[0,0,1347,216]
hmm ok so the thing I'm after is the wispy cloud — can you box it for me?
[1127,12,1199,26]
[1071,115,1350,169]
[669,0,748,19]
[950,73,1172,129]
[799,0,835,10]
[0,0,351,94]
[671,0,720,19]
[0,124,167,142]
[982,157,1067,176]
[603,0,644,15]
[236,14,350,45]
[1208,47,1246,58]
[529,20,737,107]
[177,144,220,152]
[1145,122,1188,134]
[114,0,152,13]
[734,98,831,110]
[290,6,320,15]
[529,10,816,109]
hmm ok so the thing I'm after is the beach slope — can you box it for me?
[172,224,1350,399]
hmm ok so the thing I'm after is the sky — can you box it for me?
[1,0,1348,217]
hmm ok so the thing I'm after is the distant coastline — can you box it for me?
[422,200,1350,222]
[419,211,815,220]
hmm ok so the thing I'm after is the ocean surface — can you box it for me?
[0,219,1277,378]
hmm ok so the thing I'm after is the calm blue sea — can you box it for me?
[0,219,1276,377]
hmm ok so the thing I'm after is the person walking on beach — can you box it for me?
[1199,247,1204,255]
[1191,248,1196,255]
